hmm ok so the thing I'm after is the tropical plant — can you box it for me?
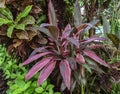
[0,44,60,94]
[0,5,35,37]
[21,0,110,93]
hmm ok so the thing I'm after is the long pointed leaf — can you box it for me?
[59,60,71,90]
[25,57,52,80]
[83,37,106,44]
[48,0,57,26]
[21,52,51,66]
[29,46,49,57]
[38,60,56,85]
[83,50,110,67]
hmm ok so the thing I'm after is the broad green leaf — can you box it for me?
[10,84,18,90]
[35,87,44,93]
[107,33,120,49]
[15,79,25,88]
[46,84,54,90]
[49,88,54,94]
[0,18,12,26]
[12,88,23,94]
[15,24,25,31]
[0,8,13,20]
[7,24,15,38]
[24,81,31,90]
[21,15,35,25]
[16,5,32,23]
[41,80,47,88]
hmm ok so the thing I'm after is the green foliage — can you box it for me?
[110,84,120,94]
[0,5,35,38]
[0,45,60,94]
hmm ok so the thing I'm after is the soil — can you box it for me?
[0,69,8,94]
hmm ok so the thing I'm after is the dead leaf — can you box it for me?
[13,39,23,48]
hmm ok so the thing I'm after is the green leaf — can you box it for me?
[16,5,32,23]
[10,84,18,90]
[82,64,92,73]
[46,84,54,91]
[7,24,15,38]
[0,8,13,20]
[21,15,35,25]
[12,88,23,94]
[49,88,54,94]
[15,79,25,88]
[37,15,46,25]
[35,87,44,93]
[107,34,120,49]
[41,80,47,88]
[15,24,25,30]
[0,18,12,26]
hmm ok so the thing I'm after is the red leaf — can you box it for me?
[21,52,51,66]
[38,60,56,85]
[76,53,86,64]
[48,0,57,26]
[83,50,110,67]
[59,60,71,90]
[25,57,52,80]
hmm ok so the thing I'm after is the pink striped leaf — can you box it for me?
[76,53,86,64]
[59,60,71,90]
[21,52,51,66]
[38,60,56,85]
[25,57,52,80]
[83,50,110,68]
[83,37,106,44]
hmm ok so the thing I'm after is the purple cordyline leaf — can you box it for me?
[62,24,71,39]
[38,60,56,85]
[25,57,53,80]
[59,60,71,90]
[21,52,51,66]
[48,0,57,26]
[83,50,110,68]
[39,25,59,41]
[29,46,49,57]
[83,37,106,44]
[67,37,79,47]
[76,53,86,64]
[67,57,77,70]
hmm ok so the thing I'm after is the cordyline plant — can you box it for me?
[21,0,110,91]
